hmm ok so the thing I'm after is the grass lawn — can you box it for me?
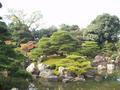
[42,56,65,65]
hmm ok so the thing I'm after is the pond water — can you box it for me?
[34,80,120,90]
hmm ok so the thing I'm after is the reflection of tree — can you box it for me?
[58,84,64,90]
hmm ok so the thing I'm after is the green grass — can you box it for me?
[42,56,64,65]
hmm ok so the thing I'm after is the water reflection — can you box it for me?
[34,79,120,90]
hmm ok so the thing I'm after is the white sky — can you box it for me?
[0,0,120,28]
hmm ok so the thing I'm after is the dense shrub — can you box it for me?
[80,41,100,58]
[55,55,92,75]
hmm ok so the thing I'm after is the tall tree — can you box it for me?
[6,9,42,44]
[84,13,120,45]
[60,24,80,31]
[32,25,57,40]
[29,31,80,60]
[50,31,79,54]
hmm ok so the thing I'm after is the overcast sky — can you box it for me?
[0,0,120,28]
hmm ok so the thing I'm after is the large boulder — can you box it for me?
[37,63,47,72]
[58,66,65,75]
[39,69,53,78]
[107,64,115,74]
[84,70,97,78]
[26,63,35,73]
[92,55,107,66]
[28,83,36,90]
[97,65,106,70]
[97,64,106,74]
[74,75,85,82]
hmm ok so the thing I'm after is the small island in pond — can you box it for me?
[1,1,120,90]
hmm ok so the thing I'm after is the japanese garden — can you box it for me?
[1,1,120,90]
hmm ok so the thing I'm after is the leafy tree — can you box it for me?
[101,41,117,56]
[32,25,57,40]
[28,37,53,60]
[84,13,120,45]
[6,9,42,31]
[6,9,42,44]
[0,16,30,79]
[50,31,79,54]
[0,20,13,69]
[9,22,33,44]
[0,21,10,42]
[60,24,80,31]
[29,31,80,60]
[80,41,100,58]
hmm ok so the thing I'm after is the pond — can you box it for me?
[3,78,120,90]
[34,79,120,90]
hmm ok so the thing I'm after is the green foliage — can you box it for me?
[6,9,42,44]
[32,26,57,39]
[28,48,43,60]
[0,21,10,41]
[9,22,33,44]
[28,37,51,59]
[115,41,120,52]
[12,69,32,79]
[80,41,100,58]
[56,55,92,75]
[0,44,26,70]
[50,31,80,54]
[60,24,79,31]
[0,75,29,90]
[84,13,120,45]
[0,16,30,81]
[29,31,80,60]
[66,54,85,60]
[42,56,64,65]
[101,41,117,56]
[111,52,120,60]
[42,55,92,75]
[49,64,56,69]
[53,69,60,76]
[0,18,24,70]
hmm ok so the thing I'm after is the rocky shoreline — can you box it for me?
[26,55,120,83]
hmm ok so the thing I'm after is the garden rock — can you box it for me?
[74,75,85,82]
[107,64,114,74]
[84,70,96,78]
[26,63,35,73]
[39,69,53,78]
[58,66,65,75]
[37,63,46,72]
[92,55,107,66]
[46,75,58,82]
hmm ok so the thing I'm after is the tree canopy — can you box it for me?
[84,13,120,45]
[6,9,42,44]
[0,16,31,80]
[29,30,80,60]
